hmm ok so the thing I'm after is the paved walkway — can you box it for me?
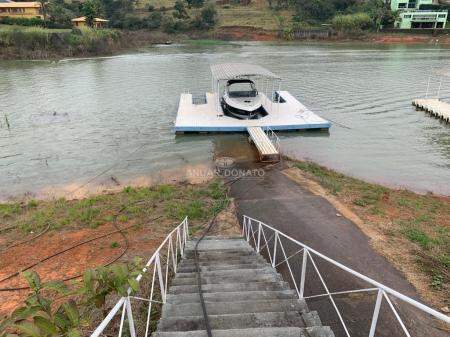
[229,163,447,337]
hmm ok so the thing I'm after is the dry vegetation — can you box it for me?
[0,179,233,317]
[286,160,449,310]
[139,0,291,30]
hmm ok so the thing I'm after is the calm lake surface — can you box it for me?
[1,42,450,199]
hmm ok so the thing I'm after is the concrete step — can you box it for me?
[180,256,266,267]
[168,281,292,295]
[183,250,255,259]
[157,311,305,331]
[307,326,335,337]
[178,262,269,273]
[152,327,316,337]
[171,272,281,286]
[174,267,276,280]
[161,299,308,318]
[184,239,251,251]
[194,236,244,241]
[302,311,322,327]
[166,290,298,304]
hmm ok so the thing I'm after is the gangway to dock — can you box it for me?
[412,98,450,123]
[247,126,280,162]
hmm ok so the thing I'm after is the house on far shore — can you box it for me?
[71,16,109,28]
[0,1,43,19]
[391,0,448,29]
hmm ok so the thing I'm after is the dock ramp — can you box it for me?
[247,126,280,162]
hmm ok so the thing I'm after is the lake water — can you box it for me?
[1,42,450,199]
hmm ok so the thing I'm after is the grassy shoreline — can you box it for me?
[285,159,449,310]
[2,24,450,60]
[0,25,176,60]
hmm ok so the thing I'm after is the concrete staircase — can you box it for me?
[153,237,335,337]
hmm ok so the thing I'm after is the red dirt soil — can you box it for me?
[0,222,171,317]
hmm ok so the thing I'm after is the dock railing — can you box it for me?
[264,126,281,160]
[242,215,450,337]
[90,217,189,337]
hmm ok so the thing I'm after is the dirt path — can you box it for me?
[228,162,447,337]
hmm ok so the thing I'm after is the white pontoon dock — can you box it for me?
[412,67,450,124]
[174,63,331,133]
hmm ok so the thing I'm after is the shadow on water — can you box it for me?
[176,133,260,163]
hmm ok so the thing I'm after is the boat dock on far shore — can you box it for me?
[412,98,450,123]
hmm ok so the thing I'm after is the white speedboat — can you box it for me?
[221,79,267,120]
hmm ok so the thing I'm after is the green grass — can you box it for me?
[0,179,228,234]
[216,3,290,30]
[0,25,122,58]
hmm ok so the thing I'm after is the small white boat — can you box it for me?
[221,79,267,120]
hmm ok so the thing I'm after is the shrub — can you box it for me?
[148,4,155,11]
[144,11,163,29]
[162,16,189,33]
[173,0,189,19]
[331,12,373,32]
[122,14,144,30]
[192,4,217,29]
[0,17,45,27]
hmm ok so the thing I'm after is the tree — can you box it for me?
[47,0,75,27]
[293,0,336,22]
[363,0,397,30]
[38,0,47,21]
[186,0,204,9]
[173,0,189,19]
[199,4,217,28]
[81,0,103,27]
[102,0,135,28]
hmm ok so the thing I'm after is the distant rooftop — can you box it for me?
[210,63,281,80]
[0,1,41,7]
[71,16,109,22]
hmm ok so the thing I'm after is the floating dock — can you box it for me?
[174,91,331,133]
[412,98,450,123]
[247,126,280,162]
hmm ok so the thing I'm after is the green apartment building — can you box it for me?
[391,0,448,29]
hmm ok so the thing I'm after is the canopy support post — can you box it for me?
[277,80,281,113]
[271,80,275,112]
[216,80,220,114]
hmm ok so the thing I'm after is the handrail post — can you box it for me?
[257,222,261,252]
[155,253,166,303]
[185,217,189,240]
[242,216,246,237]
[246,218,252,241]
[126,297,136,337]
[368,289,383,337]
[272,232,278,267]
[299,248,308,298]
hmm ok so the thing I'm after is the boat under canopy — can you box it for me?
[174,63,331,133]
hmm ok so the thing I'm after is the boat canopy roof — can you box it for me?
[210,63,281,81]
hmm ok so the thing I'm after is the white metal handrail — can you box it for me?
[242,215,449,337]
[90,217,189,337]
[264,126,281,156]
